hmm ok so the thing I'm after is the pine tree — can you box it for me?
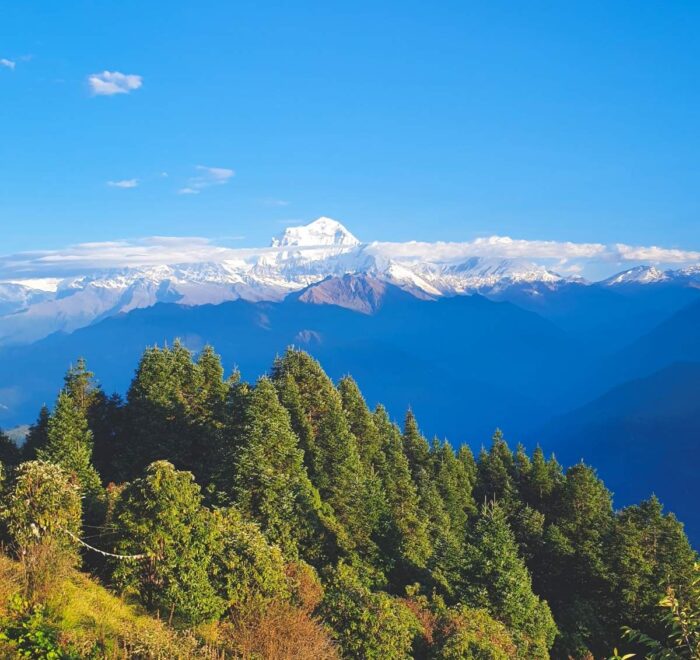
[228,377,335,560]
[610,496,697,638]
[457,444,477,492]
[372,405,431,584]
[22,405,50,461]
[541,462,615,657]
[124,342,227,480]
[461,501,557,659]
[0,430,20,467]
[271,349,383,562]
[431,439,477,538]
[63,357,100,414]
[37,391,102,503]
[402,409,432,482]
[402,412,462,595]
[474,429,517,507]
[338,376,383,470]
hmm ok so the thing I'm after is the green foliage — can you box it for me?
[621,562,700,659]
[209,506,290,612]
[320,561,420,659]
[373,405,432,585]
[2,461,81,558]
[111,461,224,625]
[2,344,696,659]
[1,461,81,601]
[0,596,79,659]
[432,604,517,659]
[611,497,698,638]
[123,342,229,481]
[272,349,383,563]
[37,391,102,503]
[461,501,557,659]
[226,377,330,560]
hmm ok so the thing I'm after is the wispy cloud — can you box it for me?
[107,179,138,189]
[88,71,143,96]
[0,58,16,70]
[262,199,290,207]
[177,165,234,195]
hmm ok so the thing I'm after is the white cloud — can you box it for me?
[107,179,138,189]
[0,58,16,70]
[613,243,700,264]
[0,219,698,280]
[88,71,143,96]
[262,199,290,207]
[178,165,234,195]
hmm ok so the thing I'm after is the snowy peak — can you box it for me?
[604,265,669,286]
[271,217,360,249]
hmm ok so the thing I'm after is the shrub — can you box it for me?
[1,461,81,602]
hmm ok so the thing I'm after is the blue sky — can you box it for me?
[2,1,700,256]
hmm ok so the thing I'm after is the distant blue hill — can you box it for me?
[539,362,700,544]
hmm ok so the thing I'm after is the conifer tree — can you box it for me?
[402,412,462,594]
[338,376,383,469]
[271,349,382,562]
[273,371,318,478]
[111,461,224,624]
[461,501,557,659]
[372,405,431,583]
[522,445,561,513]
[474,429,517,507]
[228,377,335,560]
[457,444,477,491]
[431,439,477,538]
[610,496,697,638]
[88,391,124,484]
[402,409,432,482]
[63,357,100,414]
[541,462,615,657]
[22,405,50,461]
[0,430,20,467]
[124,341,227,480]
[37,391,102,504]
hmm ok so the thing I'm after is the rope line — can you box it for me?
[62,529,149,561]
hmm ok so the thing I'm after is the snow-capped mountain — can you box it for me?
[603,264,700,287]
[0,217,696,346]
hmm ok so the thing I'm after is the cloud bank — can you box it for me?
[88,71,143,96]
[0,221,697,280]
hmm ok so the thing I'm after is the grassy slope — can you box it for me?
[0,554,218,659]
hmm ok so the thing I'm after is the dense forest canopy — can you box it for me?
[0,343,697,658]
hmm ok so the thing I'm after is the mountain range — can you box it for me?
[1,217,699,540]
[7,216,700,347]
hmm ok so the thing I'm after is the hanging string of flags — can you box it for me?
[62,528,149,561]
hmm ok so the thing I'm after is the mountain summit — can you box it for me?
[271,217,360,248]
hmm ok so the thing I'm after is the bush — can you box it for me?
[432,604,517,659]
[209,506,290,613]
[1,461,81,602]
[221,600,338,659]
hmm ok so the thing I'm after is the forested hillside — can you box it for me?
[0,344,697,658]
